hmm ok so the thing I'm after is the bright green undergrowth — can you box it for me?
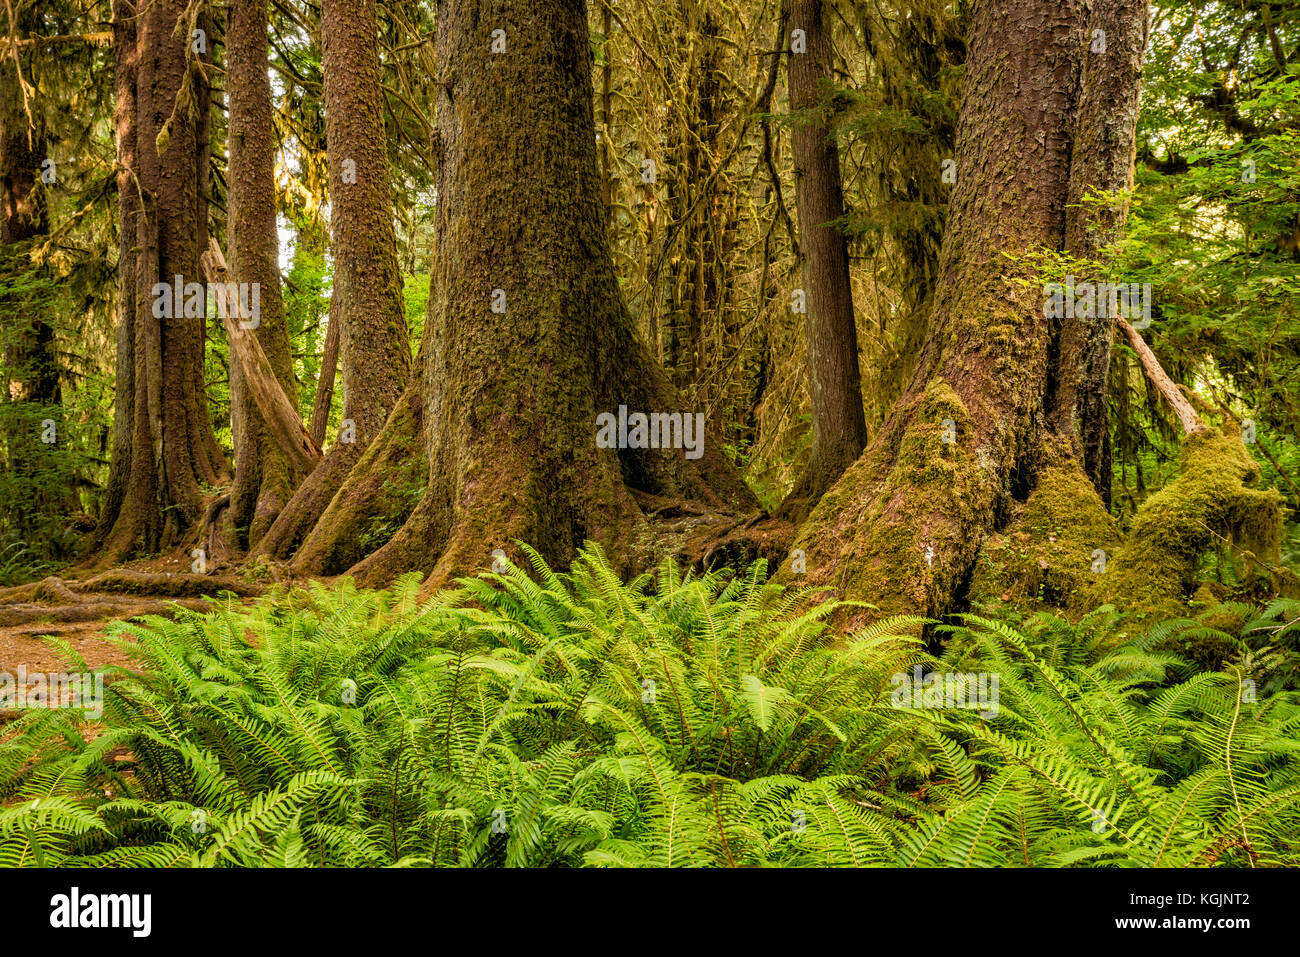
[2,545,1298,867]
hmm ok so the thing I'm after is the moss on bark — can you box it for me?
[969,463,1122,617]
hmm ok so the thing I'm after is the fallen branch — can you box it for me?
[1117,317,1207,436]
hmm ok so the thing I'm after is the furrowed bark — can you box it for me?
[346,0,755,592]
[253,0,411,561]
[787,0,1083,621]
[779,0,868,521]
[224,0,308,547]
[98,0,226,561]
[1051,0,1150,504]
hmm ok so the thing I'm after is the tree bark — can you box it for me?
[94,0,140,550]
[345,0,755,591]
[788,0,1098,620]
[224,0,306,548]
[97,0,228,561]
[309,293,340,447]
[252,0,411,562]
[1049,0,1150,505]
[779,0,868,520]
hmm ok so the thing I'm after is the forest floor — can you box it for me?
[0,551,269,689]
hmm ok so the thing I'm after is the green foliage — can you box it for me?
[3,546,1297,867]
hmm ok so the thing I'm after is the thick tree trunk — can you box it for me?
[788,0,1097,620]
[780,0,868,521]
[97,0,226,561]
[225,0,305,548]
[253,0,411,563]
[345,0,755,591]
[1049,0,1150,506]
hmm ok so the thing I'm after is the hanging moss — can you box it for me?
[1094,428,1284,615]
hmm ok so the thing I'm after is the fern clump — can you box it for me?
[2,546,1297,868]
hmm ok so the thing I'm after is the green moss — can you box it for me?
[1096,429,1284,615]
[969,464,1121,618]
[792,380,989,621]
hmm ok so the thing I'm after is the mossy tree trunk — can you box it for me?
[97,0,228,561]
[1048,0,1149,506]
[253,0,411,562]
[779,0,868,520]
[94,0,140,554]
[225,0,304,549]
[788,0,1149,620]
[344,0,755,590]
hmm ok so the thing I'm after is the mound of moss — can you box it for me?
[1095,429,1283,615]
[970,464,1122,618]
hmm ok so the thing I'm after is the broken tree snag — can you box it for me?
[201,239,323,475]
[1116,316,1207,436]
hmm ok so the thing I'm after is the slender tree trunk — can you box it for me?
[253,0,411,562]
[309,293,340,447]
[780,0,868,519]
[191,2,226,487]
[225,0,304,548]
[95,0,141,549]
[346,0,754,590]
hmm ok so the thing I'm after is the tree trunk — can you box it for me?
[345,0,755,591]
[94,0,143,552]
[789,0,1134,621]
[1048,0,1150,506]
[309,293,340,447]
[225,0,306,548]
[779,0,868,520]
[97,0,227,561]
[253,0,411,562]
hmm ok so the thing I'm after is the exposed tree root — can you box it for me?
[0,597,216,628]
[291,387,425,576]
[251,443,359,561]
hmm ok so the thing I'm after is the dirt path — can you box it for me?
[0,561,268,688]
